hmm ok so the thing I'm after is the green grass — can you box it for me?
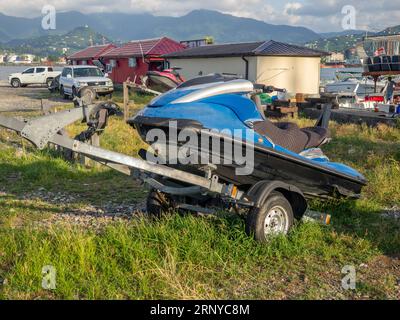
[0,103,399,299]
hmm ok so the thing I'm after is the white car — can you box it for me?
[59,65,114,99]
[8,66,61,88]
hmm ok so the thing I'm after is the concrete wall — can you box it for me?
[255,56,321,95]
[168,55,321,95]
[168,57,257,82]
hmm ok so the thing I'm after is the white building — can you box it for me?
[6,54,35,64]
[327,52,345,62]
[165,40,329,95]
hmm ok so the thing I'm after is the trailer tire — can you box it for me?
[246,191,294,242]
[77,87,96,105]
[46,78,53,88]
[146,189,175,218]
[72,87,78,99]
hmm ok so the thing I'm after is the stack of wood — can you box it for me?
[265,99,298,118]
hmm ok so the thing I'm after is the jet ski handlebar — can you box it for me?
[253,83,286,94]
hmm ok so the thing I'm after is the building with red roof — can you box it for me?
[67,44,116,66]
[100,37,185,84]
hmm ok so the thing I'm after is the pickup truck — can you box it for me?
[8,66,61,88]
[59,65,114,99]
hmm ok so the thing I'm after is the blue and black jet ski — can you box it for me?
[130,75,367,200]
[0,74,368,240]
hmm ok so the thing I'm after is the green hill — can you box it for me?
[0,26,110,57]
[0,10,320,44]
[305,32,367,53]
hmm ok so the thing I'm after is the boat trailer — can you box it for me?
[0,99,320,241]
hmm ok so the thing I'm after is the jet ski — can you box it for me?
[130,75,367,200]
[145,67,185,92]
[0,74,367,241]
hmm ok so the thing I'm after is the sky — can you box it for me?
[0,0,399,33]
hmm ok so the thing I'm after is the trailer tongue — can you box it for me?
[0,103,244,202]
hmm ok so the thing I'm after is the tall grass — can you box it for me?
[0,110,399,299]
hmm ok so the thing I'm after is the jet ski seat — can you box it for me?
[253,120,329,153]
[250,92,329,153]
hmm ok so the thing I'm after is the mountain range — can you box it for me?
[0,9,322,44]
[0,9,398,57]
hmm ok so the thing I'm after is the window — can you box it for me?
[106,64,112,73]
[22,68,34,74]
[128,58,137,68]
[36,67,46,73]
[81,60,87,65]
[73,67,103,78]
[110,59,116,68]
[61,68,72,77]
[48,67,53,72]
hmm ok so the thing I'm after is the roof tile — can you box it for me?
[101,37,185,58]
[164,40,329,58]
[68,44,116,60]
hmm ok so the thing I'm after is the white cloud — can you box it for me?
[282,0,400,31]
[0,0,399,32]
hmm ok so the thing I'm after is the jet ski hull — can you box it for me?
[130,116,366,199]
[146,71,182,92]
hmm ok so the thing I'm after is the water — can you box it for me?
[0,65,63,81]
[0,65,362,82]
[320,67,363,82]
[0,66,27,81]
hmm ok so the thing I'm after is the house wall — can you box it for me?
[255,56,321,95]
[168,57,257,81]
[104,57,149,84]
[168,55,321,95]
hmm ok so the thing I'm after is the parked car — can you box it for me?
[8,66,61,88]
[59,65,114,99]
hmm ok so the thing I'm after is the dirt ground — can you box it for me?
[0,82,69,113]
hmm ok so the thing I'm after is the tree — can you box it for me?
[47,55,60,62]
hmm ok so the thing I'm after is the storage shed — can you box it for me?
[164,40,329,95]
[100,37,186,84]
[67,44,116,66]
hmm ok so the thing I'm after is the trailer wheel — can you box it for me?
[46,78,53,88]
[146,189,175,218]
[246,191,294,242]
[72,87,78,99]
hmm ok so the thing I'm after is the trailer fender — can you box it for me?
[247,180,307,219]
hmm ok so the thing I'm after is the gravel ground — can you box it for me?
[0,81,68,113]
[0,83,148,229]
[1,187,147,230]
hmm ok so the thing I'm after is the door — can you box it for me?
[34,67,47,84]
[60,67,73,93]
[20,67,35,84]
